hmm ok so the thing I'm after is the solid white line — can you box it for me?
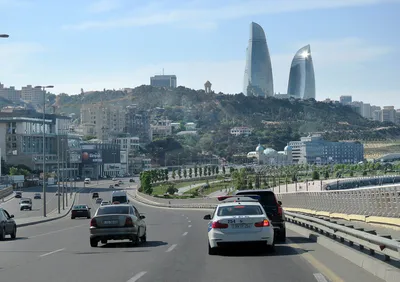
[313,273,329,282]
[188,220,191,223]
[186,217,189,219]
[127,271,147,282]
[166,244,177,252]
[188,225,192,228]
[39,248,65,258]
[182,232,188,236]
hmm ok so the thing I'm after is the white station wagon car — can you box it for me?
[204,195,275,255]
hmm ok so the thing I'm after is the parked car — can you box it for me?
[34,193,41,199]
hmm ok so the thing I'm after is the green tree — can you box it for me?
[189,168,193,178]
[215,166,219,175]
[183,169,187,179]
[312,171,320,180]
[178,168,182,179]
[172,170,176,180]
[222,166,226,175]
[9,167,18,175]
[199,167,203,177]
[208,167,211,176]
[165,169,169,181]
[140,172,153,195]
[248,179,253,189]
[166,183,178,195]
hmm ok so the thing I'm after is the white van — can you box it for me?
[84,178,91,184]
[111,191,129,204]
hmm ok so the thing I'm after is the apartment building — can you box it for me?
[124,105,152,144]
[21,85,45,106]
[230,127,253,136]
[151,119,172,139]
[0,83,21,103]
[80,103,126,141]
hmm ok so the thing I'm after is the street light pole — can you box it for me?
[35,85,54,217]
[57,136,60,214]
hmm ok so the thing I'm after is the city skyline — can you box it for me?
[0,0,399,107]
[287,45,316,100]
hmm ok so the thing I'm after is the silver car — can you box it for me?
[89,204,146,247]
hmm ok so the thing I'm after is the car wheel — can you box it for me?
[90,238,98,247]
[208,242,218,255]
[140,231,147,243]
[264,243,275,253]
[10,226,17,239]
[71,216,75,219]
[277,229,286,243]
[0,228,5,240]
[87,216,91,219]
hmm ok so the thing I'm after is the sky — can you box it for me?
[0,0,399,107]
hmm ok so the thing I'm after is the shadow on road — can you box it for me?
[100,240,168,249]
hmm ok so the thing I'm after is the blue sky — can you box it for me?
[0,0,399,107]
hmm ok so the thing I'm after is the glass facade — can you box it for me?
[287,45,316,100]
[243,22,274,97]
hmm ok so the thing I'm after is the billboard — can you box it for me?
[81,150,102,164]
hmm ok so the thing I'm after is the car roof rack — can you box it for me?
[217,195,260,202]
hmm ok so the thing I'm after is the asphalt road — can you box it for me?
[0,181,386,282]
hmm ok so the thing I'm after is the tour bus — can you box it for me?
[111,191,129,204]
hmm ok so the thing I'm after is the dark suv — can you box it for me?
[92,192,99,199]
[235,189,286,242]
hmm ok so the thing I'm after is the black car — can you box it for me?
[129,179,135,183]
[34,193,41,199]
[0,208,17,240]
[71,205,91,219]
[235,189,286,242]
[92,192,99,199]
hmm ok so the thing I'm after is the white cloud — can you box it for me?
[87,0,123,13]
[63,0,400,30]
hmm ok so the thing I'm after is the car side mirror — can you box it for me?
[278,201,282,206]
[89,207,91,210]
[10,215,14,218]
[140,215,146,219]
[203,214,211,220]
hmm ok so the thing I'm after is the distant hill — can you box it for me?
[48,86,400,158]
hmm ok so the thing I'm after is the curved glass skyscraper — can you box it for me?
[243,22,274,97]
[287,45,316,100]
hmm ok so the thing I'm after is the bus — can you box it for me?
[111,191,129,204]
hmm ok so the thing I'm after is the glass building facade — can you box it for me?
[287,45,316,100]
[243,22,274,97]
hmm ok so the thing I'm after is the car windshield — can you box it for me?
[21,200,30,204]
[217,205,263,216]
[97,206,130,215]
[236,191,277,206]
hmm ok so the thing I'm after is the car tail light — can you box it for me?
[124,217,134,227]
[254,219,270,227]
[90,218,97,227]
[211,221,228,229]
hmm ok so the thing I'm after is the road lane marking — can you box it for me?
[29,223,88,238]
[313,273,329,282]
[186,217,189,219]
[287,239,344,282]
[39,248,65,258]
[188,220,191,223]
[182,232,188,236]
[188,225,192,228]
[166,244,177,252]
[127,271,147,282]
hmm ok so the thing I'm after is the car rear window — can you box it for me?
[97,206,130,215]
[73,205,87,210]
[236,191,277,206]
[217,205,263,216]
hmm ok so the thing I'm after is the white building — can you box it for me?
[21,85,45,106]
[247,144,293,165]
[0,83,21,103]
[151,119,172,138]
[230,127,253,136]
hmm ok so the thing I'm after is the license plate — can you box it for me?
[232,223,251,229]
[103,220,118,225]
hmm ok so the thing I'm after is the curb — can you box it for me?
[286,222,400,282]
[284,207,400,228]
[17,192,79,228]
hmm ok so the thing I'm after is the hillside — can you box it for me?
[50,86,400,159]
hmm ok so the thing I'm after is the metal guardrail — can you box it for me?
[285,211,400,261]
[277,184,400,217]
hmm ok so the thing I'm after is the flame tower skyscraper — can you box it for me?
[243,22,274,97]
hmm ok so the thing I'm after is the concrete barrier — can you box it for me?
[0,187,13,200]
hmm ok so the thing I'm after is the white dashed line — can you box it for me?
[166,244,177,252]
[188,220,191,223]
[182,232,188,236]
[186,217,189,219]
[188,225,192,228]
[127,271,147,282]
[313,273,328,282]
[39,248,65,258]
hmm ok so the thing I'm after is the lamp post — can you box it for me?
[34,85,54,217]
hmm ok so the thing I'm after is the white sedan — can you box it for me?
[203,196,275,255]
